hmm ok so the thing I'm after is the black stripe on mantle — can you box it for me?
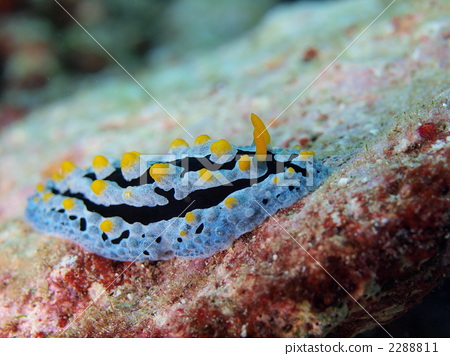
[54,152,307,225]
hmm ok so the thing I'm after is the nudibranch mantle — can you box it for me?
[25,114,329,261]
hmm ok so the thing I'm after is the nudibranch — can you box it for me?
[25,114,329,261]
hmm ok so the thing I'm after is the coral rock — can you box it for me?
[0,0,449,337]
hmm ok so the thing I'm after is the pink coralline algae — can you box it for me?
[418,122,444,141]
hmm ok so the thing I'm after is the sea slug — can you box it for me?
[25,114,329,261]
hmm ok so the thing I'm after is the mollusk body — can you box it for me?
[25,114,329,261]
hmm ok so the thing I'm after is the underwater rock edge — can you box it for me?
[8,98,448,337]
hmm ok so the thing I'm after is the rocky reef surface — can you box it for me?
[0,0,449,337]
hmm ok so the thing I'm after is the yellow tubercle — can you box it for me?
[120,152,140,172]
[52,172,63,182]
[149,163,170,182]
[185,212,196,223]
[35,183,45,193]
[253,129,267,161]
[62,198,75,210]
[273,176,280,184]
[61,161,77,176]
[238,155,251,171]
[169,138,189,151]
[299,150,315,160]
[100,220,114,233]
[251,113,271,146]
[224,197,238,209]
[91,180,108,196]
[194,134,211,145]
[123,188,133,199]
[43,192,54,202]
[92,155,110,171]
[286,167,295,176]
[210,139,232,157]
[179,230,187,237]
[199,168,213,182]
